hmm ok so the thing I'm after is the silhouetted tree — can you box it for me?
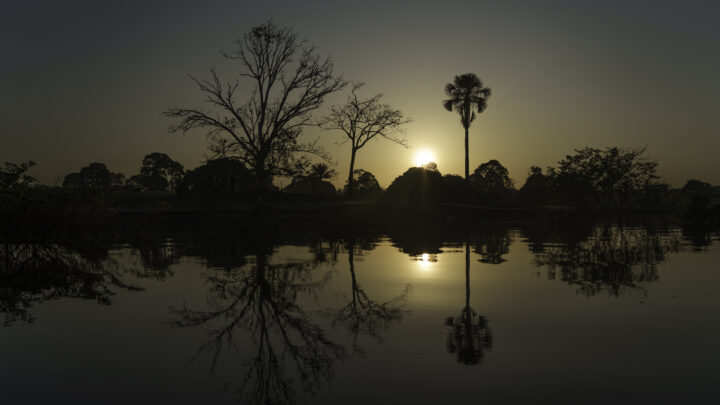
[519,166,553,206]
[683,179,713,204]
[343,169,382,198]
[284,163,337,197]
[128,152,185,192]
[443,73,491,181]
[165,21,346,190]
[0,161,36,190]
[177,158,254,196]
[384,166,445,207]
[320,82,410,197]
[548,147,659,210]
[306,163,336,182]
[442,174,469,201]
[62,163,125,189]
[471,159,513,197]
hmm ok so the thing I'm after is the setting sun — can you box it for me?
[414,150,436,167]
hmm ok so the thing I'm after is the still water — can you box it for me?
[1,221,718,404]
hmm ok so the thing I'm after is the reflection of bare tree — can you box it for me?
[170,246,344,404]
[532,226,681,297]
[332,239,409,347]
[0,242,140,326]
[445,242,492,365]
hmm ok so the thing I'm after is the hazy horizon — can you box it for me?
[3,0,719,188]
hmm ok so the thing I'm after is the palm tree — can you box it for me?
[443,74,491,181]
[306,163,337,181]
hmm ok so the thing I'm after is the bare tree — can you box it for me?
[320,83,411,197]
[164,21,346,190]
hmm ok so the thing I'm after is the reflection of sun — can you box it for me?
[414,150,435,167]
[417,253,436,271]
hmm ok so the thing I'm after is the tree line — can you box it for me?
[1,21,719,215]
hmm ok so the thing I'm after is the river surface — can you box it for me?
[1,221,718,404]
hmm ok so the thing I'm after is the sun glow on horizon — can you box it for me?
[414,150,436,167]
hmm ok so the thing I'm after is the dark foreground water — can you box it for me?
[1,220,719,404]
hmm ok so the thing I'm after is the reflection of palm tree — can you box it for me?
[443,73,491,180]
[333,239,409,348]
[170,245,344,404]
[445,242,492,365]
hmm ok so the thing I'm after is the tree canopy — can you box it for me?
[165,21,346,190]
[443,73,491,180]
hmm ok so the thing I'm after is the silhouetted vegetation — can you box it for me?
[63,162,125,189]
[283,163,338,197]
[320,82,410,197]
[443,73,491,180]
[343,169,383,199]
[177,158,255,196]
[164,21,346,190]
[127,152,185,192]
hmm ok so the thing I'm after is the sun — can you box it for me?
[414,150,436,167]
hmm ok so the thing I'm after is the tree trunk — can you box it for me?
[255,158,270,192]
[347,148,357,198]
[464,126,470,181]
[465,241,470,309]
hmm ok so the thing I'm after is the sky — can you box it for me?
[2,0,719,188]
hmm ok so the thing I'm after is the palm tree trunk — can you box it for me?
[465,241,470,309]
[464,126,470,181]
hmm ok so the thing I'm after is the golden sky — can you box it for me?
[2,0,719,187]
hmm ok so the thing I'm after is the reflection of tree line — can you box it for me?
[526,224,683,297]
[0,240,142,326]
[2,219,718,402]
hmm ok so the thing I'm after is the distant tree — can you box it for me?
[320,83,410,197]
[129,153,185,192]
[519,166,553,206]
[305,163,336,182]
[164,21,346,190]
[548,147,659,210]
[284,162,337,197]
[471,159,513,195]
[0,161,37,190]
[177,158,254,196]
[682,179,714,212]
[443,73,491,181]
[385,166,445,206]
[63,163,124,189]
[442,174,469,202]
[343,169,382,198]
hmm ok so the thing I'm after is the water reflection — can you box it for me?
[526,225,682,297]
[169,236,344,404]
[444,242,493,365]
[472,225,513,264]
[332,238,409,348]
[0,241,141,326]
